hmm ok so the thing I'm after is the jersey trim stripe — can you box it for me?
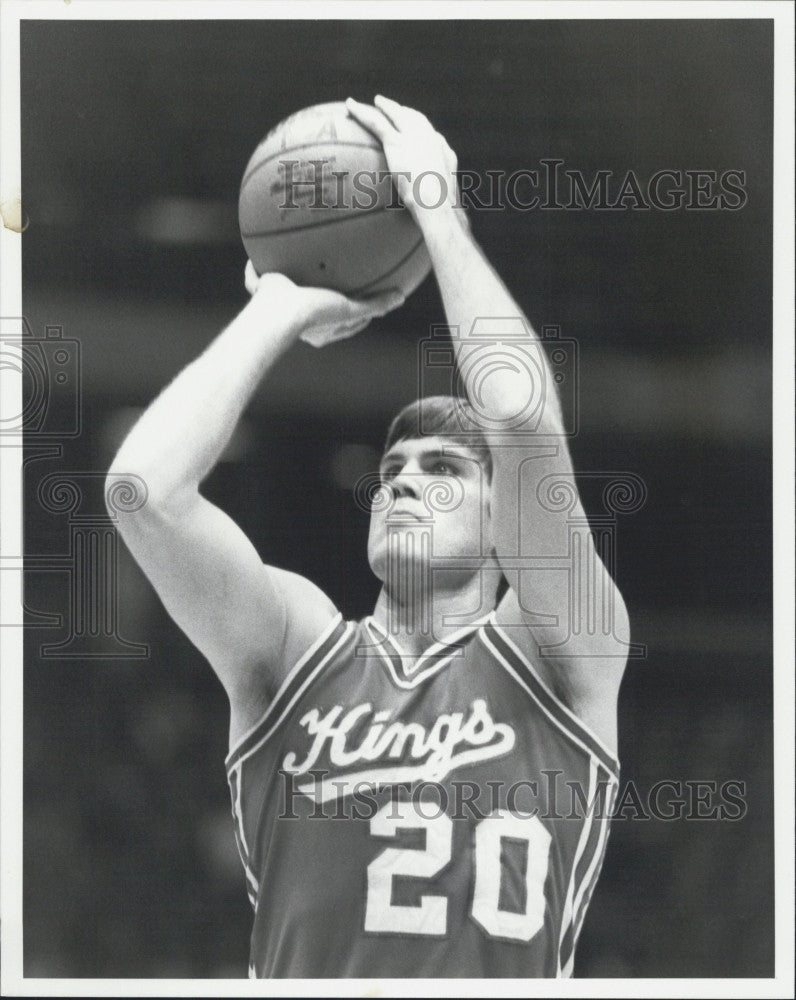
[483,616,620,777]
[363,616,490,689]
[559,760,619,976]
[558,758,599,975]
[560,817,615,976]
[228,765,260,906]
[572,780,618,939]
[225,614,349,771]
[572,783,611,915]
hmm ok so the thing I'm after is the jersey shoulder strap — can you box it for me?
[226,612,352,774]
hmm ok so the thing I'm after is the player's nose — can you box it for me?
[389,465,422,501]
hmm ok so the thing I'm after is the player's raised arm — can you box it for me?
[347,96,629,749]
[106,267,402,742]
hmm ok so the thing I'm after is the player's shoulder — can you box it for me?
[260,563,340,674]
[229,565,339,746]
[264,564,337,613]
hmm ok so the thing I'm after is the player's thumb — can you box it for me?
[244,259,260,296]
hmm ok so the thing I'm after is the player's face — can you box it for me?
[367,436,495,581]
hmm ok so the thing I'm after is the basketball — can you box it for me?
[239,102,432,297]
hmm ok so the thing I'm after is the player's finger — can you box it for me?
[244,259,260,296]
[375,94,432,130]
[301,316,372,349]
[443,139,458,172]
[335,317,373,340]
[371,94,403,130]
[345,98,397,142]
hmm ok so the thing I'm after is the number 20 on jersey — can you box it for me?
[365,802,552,941]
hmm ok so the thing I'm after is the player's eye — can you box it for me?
[431,460,453,475]
[380,465,399,483]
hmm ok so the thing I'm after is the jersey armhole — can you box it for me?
[482,612,620,778]
[225,612,348,772]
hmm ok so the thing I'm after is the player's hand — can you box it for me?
[244,260,404,348]
[345,96,467,232]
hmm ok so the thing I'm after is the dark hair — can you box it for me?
[383,396,493,480]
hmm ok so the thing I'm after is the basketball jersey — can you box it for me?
[225,612,619,978]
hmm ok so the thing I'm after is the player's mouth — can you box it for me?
[386,506,427,522]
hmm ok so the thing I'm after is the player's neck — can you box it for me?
[371,572,498,662]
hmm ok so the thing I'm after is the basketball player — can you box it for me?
[107,96,629,978]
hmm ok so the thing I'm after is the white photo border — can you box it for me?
[1,2,793,997]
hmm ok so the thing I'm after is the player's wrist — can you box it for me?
[416,202,473,265]
[239,284,308,345]
[411,199,460,235]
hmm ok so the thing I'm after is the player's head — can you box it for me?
[367,396,501,597]
[382,396,492,481]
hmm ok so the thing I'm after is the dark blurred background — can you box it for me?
[20,18,773,977]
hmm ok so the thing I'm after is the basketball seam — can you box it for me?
[241,140,383,189]
[346,234,428,296]
[240,203,391,239]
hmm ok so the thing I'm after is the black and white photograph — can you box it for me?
[1,1,793,994]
